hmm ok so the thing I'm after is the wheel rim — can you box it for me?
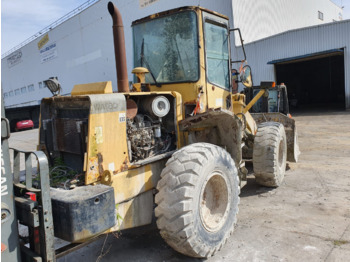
[200,172,230,232]
[278,139,284,167]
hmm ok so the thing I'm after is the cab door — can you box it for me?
[202,12,231,110]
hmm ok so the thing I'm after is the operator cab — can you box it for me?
[132,6,247,116]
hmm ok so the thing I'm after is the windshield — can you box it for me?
[133,11,199,84]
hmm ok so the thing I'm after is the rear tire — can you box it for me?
[253,122,287,187]
[155,143,240,258]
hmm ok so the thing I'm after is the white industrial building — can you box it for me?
[1,0,347,126]
[240,20,350,110]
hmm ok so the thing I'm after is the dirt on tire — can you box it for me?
[253,122,287,187]
[155,143,240,258]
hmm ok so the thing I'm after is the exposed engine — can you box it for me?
[126,95,175,162]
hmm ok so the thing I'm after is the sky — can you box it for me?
[1,0,350,56]
[1,0,88,55]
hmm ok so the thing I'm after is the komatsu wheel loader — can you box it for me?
[1,2,299,261]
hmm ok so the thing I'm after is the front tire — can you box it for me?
[253,122,287,187]
[155,143,240,258]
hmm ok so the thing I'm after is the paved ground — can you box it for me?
[8,110,350,262]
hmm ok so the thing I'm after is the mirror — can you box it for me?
[240,65,253,88]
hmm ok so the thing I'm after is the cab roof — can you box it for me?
[132,6,229,26]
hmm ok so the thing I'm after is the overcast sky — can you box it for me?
[1,0,350,55]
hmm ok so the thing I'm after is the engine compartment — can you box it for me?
[126,94,176,163]
[38,93,177,188]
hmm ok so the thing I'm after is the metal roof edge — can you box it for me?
[245,19,350,47]
[267,48,345,65]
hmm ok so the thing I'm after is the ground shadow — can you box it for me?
[58,216,203,262]
[240,161,276,198]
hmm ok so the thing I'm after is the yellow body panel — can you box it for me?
[111,165,153,204]
[108,191,153,231]
[71,81,113,96]
[86,110,129,184]
[206,84,231,110]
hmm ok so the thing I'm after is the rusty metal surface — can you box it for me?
[251,113,299,162]
[108,2,129,92]
[126,99,138,119]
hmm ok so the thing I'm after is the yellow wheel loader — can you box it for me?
[4,2,299,261]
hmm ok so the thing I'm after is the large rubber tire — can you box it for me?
[253,122,287,187]
[155,143,240,258]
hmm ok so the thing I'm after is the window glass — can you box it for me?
[39,82,43,89]
[21,87,27,94]
[204,21,229,89]
[15,89,21,96]
[318,11,324,21]
[9,91,14,97]
[133,11,199,84]
[4,93,8,99]
[28,84,35,92]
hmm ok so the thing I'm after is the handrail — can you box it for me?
[10,148,55,262]
[2,0,100,59]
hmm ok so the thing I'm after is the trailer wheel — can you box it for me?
[253,122,287,187]
[155,143,240,258]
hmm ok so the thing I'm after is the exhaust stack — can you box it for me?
[108,2,129,92]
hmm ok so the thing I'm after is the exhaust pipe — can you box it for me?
[108,2,129,92]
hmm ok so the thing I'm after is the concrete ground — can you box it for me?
[8,110,350,262]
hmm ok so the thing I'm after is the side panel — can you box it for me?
[107,159,166,232]
[86,94,128,184]
[112,190,153,231]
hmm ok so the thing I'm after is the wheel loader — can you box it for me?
[2,2,299,261]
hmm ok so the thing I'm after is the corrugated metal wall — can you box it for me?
[239,20,350,108]
[232,0,343,45]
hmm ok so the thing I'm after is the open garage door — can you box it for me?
[270,49,345,111]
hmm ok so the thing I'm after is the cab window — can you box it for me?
[204,21,230,89]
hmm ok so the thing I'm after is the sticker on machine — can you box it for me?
[119,112,126,123]
[108,162,115,172]
[216,98,223,107]
[95,126,103,144]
